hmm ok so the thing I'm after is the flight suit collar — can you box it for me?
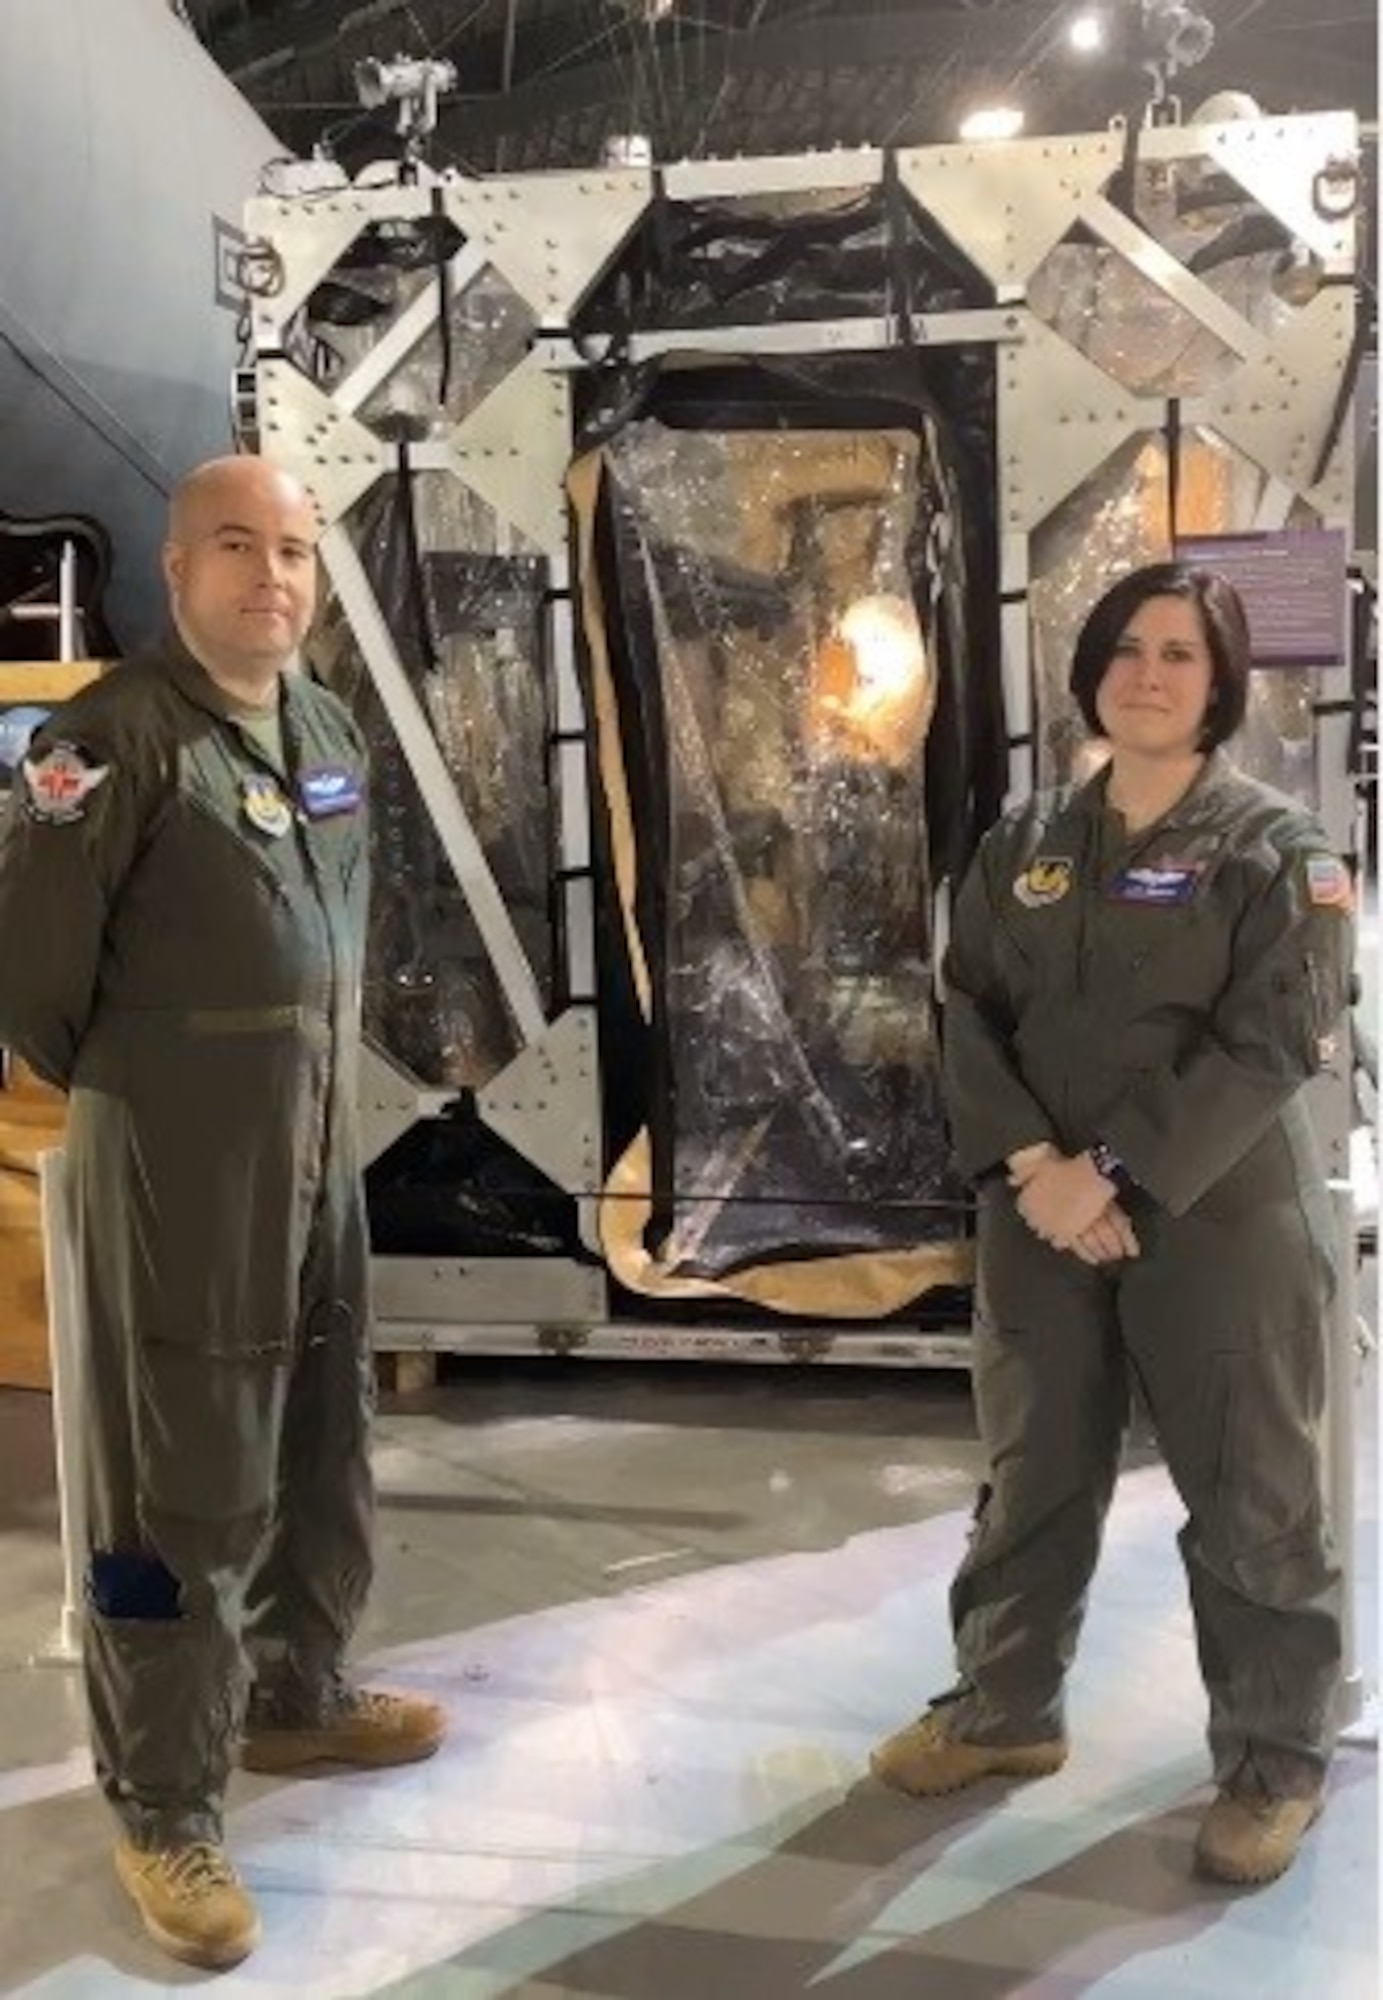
[158,631,307,728]
[1069,748,1241,837]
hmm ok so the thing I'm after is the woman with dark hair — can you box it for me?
[871,560,1355,1887]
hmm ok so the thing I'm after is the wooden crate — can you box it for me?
[0,662,106,705]
[0,663,98,1388]
[0,1165,51,1390]
[0,1062,66,1391]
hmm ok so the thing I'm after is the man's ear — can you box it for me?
[161,540,184,600]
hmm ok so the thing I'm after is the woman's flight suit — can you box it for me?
[939,751,1354,1798]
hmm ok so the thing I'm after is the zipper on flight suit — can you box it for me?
[279,698,347,1211]
[1302,950,1336,1070]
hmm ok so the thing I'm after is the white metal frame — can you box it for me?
[243,109,1365,1365]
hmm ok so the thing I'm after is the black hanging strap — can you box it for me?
[882,149,916,349]
[397,439,441,677]
[431,185,454,411]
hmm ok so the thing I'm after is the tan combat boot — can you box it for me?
[870,1709,1068,1796]
[240,1686,447,1773]
[1194,1786,1324,1885]
[114,1839,260,1969]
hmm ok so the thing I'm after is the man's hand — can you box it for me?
[1015,1151,1118,1251]
[1067,1201,1140,1266]
[1006,1141,1058,1189]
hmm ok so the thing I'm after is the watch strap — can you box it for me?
[1089,1138,1135,1192]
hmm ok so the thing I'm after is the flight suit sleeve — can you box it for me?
[0,728,150,1088]
[941,826,1058,1181]
[1098,824,1355,1216]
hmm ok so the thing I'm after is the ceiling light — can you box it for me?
[1068,12,1106,54]
[958,106,1025,143]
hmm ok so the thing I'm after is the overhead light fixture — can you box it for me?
[353,53,457,145]
[958,106,1025,143]
[1068,11,1106,54]
[1142,0,1215,70]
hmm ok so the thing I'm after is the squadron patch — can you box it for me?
[1304,853,1353,911]
[240,772,293,839]
[1014,856,1073,908]
[21,742,109,823]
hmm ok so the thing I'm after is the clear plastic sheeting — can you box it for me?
[1030,429,1325,808]
[601,420,964,1282]
[313,473,552,1091]
[1236,664,1320,802]
[303,239,537,440]
[1028,156,1301,401]
[358,265,536,441]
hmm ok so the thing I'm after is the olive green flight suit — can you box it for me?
[936,751,1353,1798]
[0,640,374,1849]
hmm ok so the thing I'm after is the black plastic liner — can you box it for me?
[577,347,1003,1289]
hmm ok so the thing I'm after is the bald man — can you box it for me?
[0,456,444,1969]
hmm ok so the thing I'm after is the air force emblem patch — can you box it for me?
[1014,856,1073,908]
[240,773,293,839]
[21,742,109,823]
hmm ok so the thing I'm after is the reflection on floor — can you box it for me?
[0,1358,1376,1998]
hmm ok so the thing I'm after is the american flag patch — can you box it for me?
[1304,853,1352,910]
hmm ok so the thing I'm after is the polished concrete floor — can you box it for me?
[0,1334,1376,1998]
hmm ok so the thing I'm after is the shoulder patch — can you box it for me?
[1304,852,1353,912]
[20,742,110,823]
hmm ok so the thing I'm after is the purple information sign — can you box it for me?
[1172,528,1349,668]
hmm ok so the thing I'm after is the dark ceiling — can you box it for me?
[180,0,1377,175]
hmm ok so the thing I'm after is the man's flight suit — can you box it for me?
[0,640,373,1849]
[937,750,1354,1798]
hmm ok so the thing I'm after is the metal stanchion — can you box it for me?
[10,538,81,662]
[37,1147,84,1663]
[1327,1177,1379,1745]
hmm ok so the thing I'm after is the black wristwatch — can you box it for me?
[1088,1138,1136,1194]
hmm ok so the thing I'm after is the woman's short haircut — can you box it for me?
[1068,560,1252,750]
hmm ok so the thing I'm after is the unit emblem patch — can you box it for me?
[1014,856,1073,908]
[240,773,293,839]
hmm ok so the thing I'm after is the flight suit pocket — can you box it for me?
[134,1344,289,1527]
[1229,1522,1336,1610]
[181,793,294,907]
[1266,949,1342,1078]
[115,1029,318,1356]
[1191,1335,1330,1592]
